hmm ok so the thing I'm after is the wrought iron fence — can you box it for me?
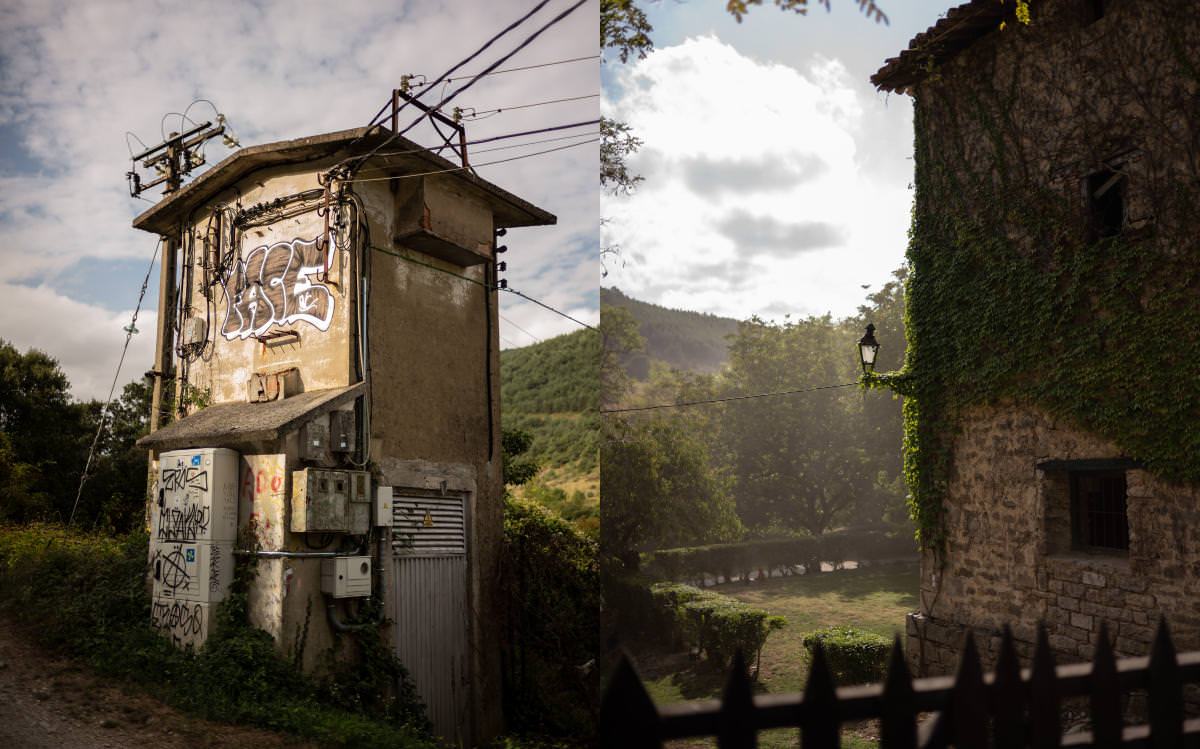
[600,620,1200,747]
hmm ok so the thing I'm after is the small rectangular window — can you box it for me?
[1071,471,1129,551]
[1084,167,1126,242]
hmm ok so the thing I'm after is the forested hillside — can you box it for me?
[499,329,600,530]
[600,287,739,378]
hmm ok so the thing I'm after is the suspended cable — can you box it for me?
[500,313,542,344]
[344,138,597,185]
[599,382,861,414]
[464,93,600,118]
[66,240,161,533]
[370,243,597,333]
[444,54,598,83]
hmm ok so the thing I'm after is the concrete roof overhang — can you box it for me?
[137,383,363,453]
[131,127,556,235]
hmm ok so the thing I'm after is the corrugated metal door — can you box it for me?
[390,495,470,743]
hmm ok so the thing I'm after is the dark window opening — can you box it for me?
[1083,0,1105,24]
[1071,471,1129,551]
[1085,167,1125,241]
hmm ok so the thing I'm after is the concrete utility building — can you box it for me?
[135,126,554,743]
[873,0,1199,674]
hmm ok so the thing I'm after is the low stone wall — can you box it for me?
[907,404,1200,677]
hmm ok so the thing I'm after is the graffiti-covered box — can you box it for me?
[151,597,213,651]
[150,539,234,603]
[152,447,239,543]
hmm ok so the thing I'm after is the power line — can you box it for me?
[599,382,861,414]
[370,243,598,333]
[344,137,598,184]
[445,54,598,83]
[500,313,542,344]
[464,93,600,118]
[66,239,161,532]
[390,0,590,142]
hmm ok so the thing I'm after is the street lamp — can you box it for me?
[858,324,880,374]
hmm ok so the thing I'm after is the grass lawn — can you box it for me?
[633,562,920,748]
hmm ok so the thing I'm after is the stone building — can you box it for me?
[872,0,1200,674]
[134,127,554,742]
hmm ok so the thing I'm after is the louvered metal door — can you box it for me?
[390,495,470,743]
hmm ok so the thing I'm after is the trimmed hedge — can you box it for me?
[802,626,893,686]
[649,582,785,669]
[645,528,916,583]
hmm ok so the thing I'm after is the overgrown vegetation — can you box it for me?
[866,1,1200,557]
[500,498,600,739]
[0,523,435,748]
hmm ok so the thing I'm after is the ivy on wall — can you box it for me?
[866,3,1200,559]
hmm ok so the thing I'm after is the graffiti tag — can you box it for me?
[153,544,193,594]
[220,234,334,340]
[156,505,210,541]
[152,600,205,648]
[161,467,209,494]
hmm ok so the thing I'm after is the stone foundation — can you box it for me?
[907,405,1200,677]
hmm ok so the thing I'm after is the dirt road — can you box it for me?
[0,616,315,748]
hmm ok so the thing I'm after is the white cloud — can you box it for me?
[0,0,599,394]
[0,283,157,401]
[602,35,911,322]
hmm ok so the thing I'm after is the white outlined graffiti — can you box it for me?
[220,233,335,339]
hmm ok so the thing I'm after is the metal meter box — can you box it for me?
[291,468,371,533]
[292,468,347,532]
[151,540,234,602]
[153,448,239,543]
[299,420,329,462]
[322,556,372,598]
[330,410,356,454]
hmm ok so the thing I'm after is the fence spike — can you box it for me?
[719,650,757,749]
[600,653,661,749]
[881,636,916,749]
[1090,621,1122,749]
[802,641,839,749]
[1148,618,1182,749]
[1030,624,1061,749]
[951,631,989,748]
[993,625,1027,749]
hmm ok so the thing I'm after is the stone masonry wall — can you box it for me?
[907,404,1200,677]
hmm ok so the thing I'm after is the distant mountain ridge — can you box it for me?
[601,287,740,378]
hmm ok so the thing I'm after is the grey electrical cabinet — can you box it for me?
[291,468,371,533]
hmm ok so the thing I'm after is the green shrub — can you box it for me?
[500,497,600,738]
[802,626,893,685]
[649,582,785,669]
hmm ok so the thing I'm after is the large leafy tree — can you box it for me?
[600,416,741,571]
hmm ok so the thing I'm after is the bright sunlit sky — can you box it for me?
[601,0,963,323]
[0,0,598,400]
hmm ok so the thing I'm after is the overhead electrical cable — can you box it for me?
[344,138,598,184]
[599,382,862,414]
[66,240,161,533]
[444,54,598,82]
[353,0,558,167]
[463,93,600,118]
[387,0,590,144]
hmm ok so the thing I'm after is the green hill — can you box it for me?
[500,329,600,530]
[600,287,739,378]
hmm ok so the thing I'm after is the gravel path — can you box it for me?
[0,616,316,749]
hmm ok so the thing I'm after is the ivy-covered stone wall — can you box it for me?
[884,0,1200,673]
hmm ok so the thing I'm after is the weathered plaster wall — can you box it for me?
[178,161,355,410]
[909,405,1200,675]
[358,176,505,742]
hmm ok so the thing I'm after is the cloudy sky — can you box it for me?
[602,0,962,323]
[0,0,598,400]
